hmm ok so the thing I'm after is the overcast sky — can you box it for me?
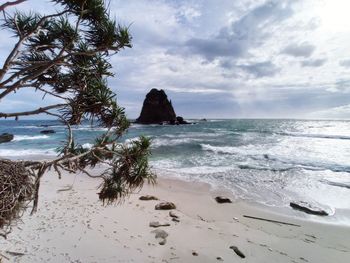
[2,0,350,119]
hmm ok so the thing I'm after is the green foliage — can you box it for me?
[0,0,155,208]
[4,11,44,37]
[99,136,156,204]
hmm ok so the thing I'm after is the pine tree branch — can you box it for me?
[0,46,68,99]
[0,10,70,83]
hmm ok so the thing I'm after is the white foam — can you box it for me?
[72,127,108,131]
[13,135,50,141]
[82,143,93,149]
[0,148,56,157]
[151,137,203,147]
[200,144,238,154]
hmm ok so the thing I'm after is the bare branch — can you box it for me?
[0,0,26,12]
[43,110,73,154]
[0,103,67,118]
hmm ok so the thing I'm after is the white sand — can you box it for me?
[1,169,350,263]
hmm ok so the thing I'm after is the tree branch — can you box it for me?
[0,9,70,83]
[0,103,67,118]
[0,0,26,12]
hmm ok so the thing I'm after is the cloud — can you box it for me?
[309,104,350,119]
[2,0,350,119]
[301,58,327,67]
[184,38,247,60]
[174,0,295,61]
[339,59,350,68]
[281,42,315,57]
[239,61,280,78]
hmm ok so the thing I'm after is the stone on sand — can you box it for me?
[215,196,232,204]
[152,229,168,245]
[139,195,159,201]
[290,201,329,216]
[155,202,176,210]
[169,211,179,218]
[149,221,170,228]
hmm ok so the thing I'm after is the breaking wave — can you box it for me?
[13,135,50,141]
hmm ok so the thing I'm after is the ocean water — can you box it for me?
[1,119,350,214]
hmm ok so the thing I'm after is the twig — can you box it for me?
[0,252,10,260]
[5,250,25,256]
[243,215,301,227]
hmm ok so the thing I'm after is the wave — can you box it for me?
[237,164,294,172]
[201,143,350,173]
[72,127,108,131]
[0,148,56,157]
[200,144,238,154]
[152,137,200,147]
[277,132,350,140]
[321,180,350,189]
[13,135,50,141]
[13,126,42,129]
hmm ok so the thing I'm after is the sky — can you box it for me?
[1,0,350,119]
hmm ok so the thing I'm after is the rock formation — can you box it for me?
[136,89,176,124]
[0,133,14,144]
[290,201,329,216]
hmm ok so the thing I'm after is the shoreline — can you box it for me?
[2,154,350,225]
[1,168,350,262]
[153,169,350,227]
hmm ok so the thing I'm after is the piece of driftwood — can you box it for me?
[6,251,25,256]
[243,215,301,227]
[229,246,245,258]
[56,186,73,192]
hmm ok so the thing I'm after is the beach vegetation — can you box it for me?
[0,0,155,233]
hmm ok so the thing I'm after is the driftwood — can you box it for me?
[243,215,301,227]
[5,251,25,256]
[0,160,34,230]
[229,245,245,258]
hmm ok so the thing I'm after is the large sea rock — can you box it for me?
[136,89,176,124]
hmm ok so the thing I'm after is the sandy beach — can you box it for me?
[1,168,350,263]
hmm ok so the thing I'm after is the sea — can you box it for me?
[1,119,350,220]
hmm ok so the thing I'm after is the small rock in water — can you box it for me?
[169,211,179,218]
[155,202,176,210]
[290,201,329,216]
[215,196,232,204]
[40,129,55,134]
[139,195,158,201]
[149,221,170,228]
[229,245,245,258]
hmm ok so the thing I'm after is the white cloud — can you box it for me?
[1,0,350,119]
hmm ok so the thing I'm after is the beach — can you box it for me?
[1,168,349,263]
